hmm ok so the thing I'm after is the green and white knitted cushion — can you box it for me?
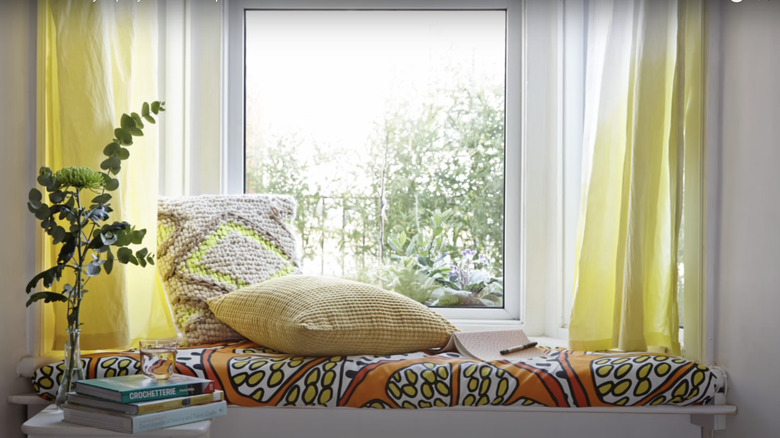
[157,194,300,345]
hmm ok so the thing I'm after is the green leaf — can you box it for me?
[117,247,133,263]
[102,221,130,233]
[135,248,149,259]
[88,234,105,250]
[37,167,55,188]
[41,217,54,230]
[143,114,156,124]
[104,251,114,274]
[26,265,65,292]
[27,202,37,216]
[92,193,112,205]
[55,204,75,221]
[103,142,120,156]
[104,176,119,191]
[49,190,66,204]
[28,188,42,207]
[117,147,130,160]
[120,113,136,129]
[142,102,150,117]
[114,128,133,145]
[26,292,67,307]
[33,203,51,221]
[131,229,147,245]
[127,127,143,137]
[151,101,161,114]
[50,226,67,244]
[131,112,144,129]
[57,237,76,264]
[101,155,121,171]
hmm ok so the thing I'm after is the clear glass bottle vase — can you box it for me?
[55,327,86,407]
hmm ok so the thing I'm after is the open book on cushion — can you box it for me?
[432,329,546,361]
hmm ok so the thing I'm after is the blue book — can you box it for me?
[73,374,215,403]
[62,400,227,433]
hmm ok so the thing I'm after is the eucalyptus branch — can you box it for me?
[25,101,166,313]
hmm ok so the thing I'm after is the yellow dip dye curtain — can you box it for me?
[569,0,704,355]
[40,0,176,351]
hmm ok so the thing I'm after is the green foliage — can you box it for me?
[377,210,453,304]
[435,248,503,307]
[247,70,505,307]
[365,77,505,269]
[25,101,165,329]
[378,210,503,307]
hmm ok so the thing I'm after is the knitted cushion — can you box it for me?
[207,275,458,356]
[157,194,300,345]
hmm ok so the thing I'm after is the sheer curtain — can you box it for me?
[569,0,703,355]
[40,0,176,351]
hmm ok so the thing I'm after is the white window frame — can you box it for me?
[224,0,576,336]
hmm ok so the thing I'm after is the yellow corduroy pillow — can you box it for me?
[207,275,458,356]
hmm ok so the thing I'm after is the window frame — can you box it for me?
[225,0,575,333]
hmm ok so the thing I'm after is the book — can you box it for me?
[74,373,215,403]
[434,329,545,361]
[66,390,224,415]
[62,400,227,434]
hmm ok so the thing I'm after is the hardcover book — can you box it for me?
[62,400,228,434]
[66,390,224,415]
[73,373,215,403]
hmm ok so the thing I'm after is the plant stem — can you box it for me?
[71,189,84,328]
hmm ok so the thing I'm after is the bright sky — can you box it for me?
[244,9,505,192]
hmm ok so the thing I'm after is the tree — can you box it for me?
[246,73,505,306]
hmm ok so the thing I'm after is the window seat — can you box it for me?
[14,341,736,437]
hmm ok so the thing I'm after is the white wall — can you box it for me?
[0,1,37,437]
[715,1,780,437]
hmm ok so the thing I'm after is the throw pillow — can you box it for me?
[157,194,300,345]
[207,275,458,356]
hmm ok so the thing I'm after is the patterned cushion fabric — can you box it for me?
[32,342,726,408]
[207,275,459,356]
[158,194,300,345]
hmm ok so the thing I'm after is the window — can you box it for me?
[225,0,581,334]
[243,9,506,311]
[228,0,537,326]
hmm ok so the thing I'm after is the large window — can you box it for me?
[243,10,506,308]
[228,0,528,324]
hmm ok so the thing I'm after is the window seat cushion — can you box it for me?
[31,342,724,408]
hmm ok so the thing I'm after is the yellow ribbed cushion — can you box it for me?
[207,275,458,356]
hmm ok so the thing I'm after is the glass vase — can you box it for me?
[54,327,86,407]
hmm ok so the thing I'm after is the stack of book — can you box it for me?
[62,374,227,434]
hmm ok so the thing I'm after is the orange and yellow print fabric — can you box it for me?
[32,342,722,408]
